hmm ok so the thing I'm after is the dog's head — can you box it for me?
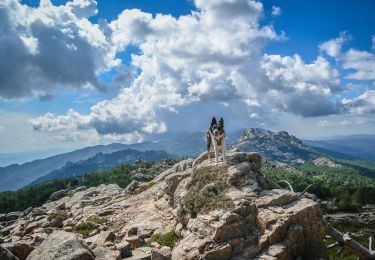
[210,117,224,137]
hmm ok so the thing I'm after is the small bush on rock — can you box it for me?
[150,230,179,248]
[184,165,233,216]
[73,221,97,237]
[47,211,69,227]
[87,216,107,225]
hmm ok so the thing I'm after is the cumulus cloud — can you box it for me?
[342,90,375,115]
[261,54,340,116]
[31,0,281,138]
[320,33,375,81]
[342,49,375,80]
[0,0,118,99]
[319,31,350,57]
[271,6,281,16]
[28,0,351,142]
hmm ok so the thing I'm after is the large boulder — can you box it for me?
[151,246,171,260]
[172,151,326,260]
[26,231,94,260]
[92,247,121,260]
[0,245,19,260]
[0,214,6,222]
[6,212,23,221]
[49,190,68,201]
[3,241,34,260]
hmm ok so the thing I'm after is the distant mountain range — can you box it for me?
[29,149,172,186]
[1,129,374,192]
[0,143,131,192]
[303,135,375,160]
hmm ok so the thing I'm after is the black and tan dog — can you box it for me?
[205,117,226,164]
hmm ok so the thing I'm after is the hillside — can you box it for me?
[0,143,130,192]
[29,149,173,185]
[1,128,374,192]
[0,151,328,259]
[231,128,322,163]
[0,132,232,191]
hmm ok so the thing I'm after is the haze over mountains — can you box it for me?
[0,128,374,192]
[304,135,375,160]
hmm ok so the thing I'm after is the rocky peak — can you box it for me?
[240,128,302,145]
[233,128,316,163]
[0,151,326,259]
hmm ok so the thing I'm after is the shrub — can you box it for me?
[184,189,233,216]
[47,210,69,227]
[183,165,233,216]
[73,221,97,237]
[149,230,179,248]
[87,216,107,225]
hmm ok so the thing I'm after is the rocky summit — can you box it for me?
[0,151,326,260]
[231,128,319,164]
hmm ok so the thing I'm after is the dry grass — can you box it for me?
[184,165,233,216]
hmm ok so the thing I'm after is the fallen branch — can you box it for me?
[325,222,375,259]
[298,184,314,197]
[327,242,340,250]
[276,180,294,192]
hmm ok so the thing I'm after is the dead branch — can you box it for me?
[325,222,375,259]
[276,180,294,192]
[298,184,314,197]
[327,242,340,250]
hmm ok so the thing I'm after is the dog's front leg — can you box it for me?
[214,144,219,164]
[222,139,226,162]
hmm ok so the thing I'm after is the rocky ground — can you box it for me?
[0,151,327,260]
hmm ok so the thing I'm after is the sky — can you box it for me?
[0,0,374,156]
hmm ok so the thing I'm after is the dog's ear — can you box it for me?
[219,117,224,126]
[211,117,217,126]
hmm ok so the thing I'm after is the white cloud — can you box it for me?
[0,0,118,99]
[261,54,340,116]
[271,6,281,16]
[318,120,330,127]
[342,49,375,80]
[319,31,350,58]
[320,33,375,81]
[29,0,351,141]
[342,90,375,115]
[31,0,285,140]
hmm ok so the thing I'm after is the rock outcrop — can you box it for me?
[0,151,327,259]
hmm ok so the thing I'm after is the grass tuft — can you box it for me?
[184,165,233,216]
[149,230,179,248]
[73,221,97,237]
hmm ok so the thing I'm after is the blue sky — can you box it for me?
[0,0,374,156]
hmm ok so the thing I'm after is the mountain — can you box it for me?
[0,132,207,192]
[303,134,375,160]
[0,143,130,192]
[29,149,172,185]
[0,152,327,259]
[127,132,206,156]
[231,128,322,163]
[2,129,372,192]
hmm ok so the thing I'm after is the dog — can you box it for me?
[205,117,226,164]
